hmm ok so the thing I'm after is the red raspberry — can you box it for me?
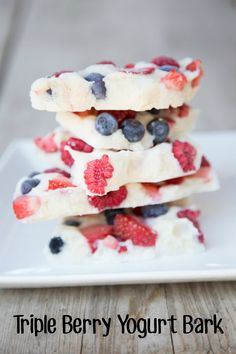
[34,133,58,153]
[52,70,73,78]
[113,214,157,246]
[88,186,128,210]
[161,70,187,91]
[48,177,75,190]
[44,168,71,178]
[177,208,204,243]
[66,137,94,153]
[172,140,197,172]
[60,141,74,167]
[201,156,211,168]
[177,209,200,222]
[84,154,114,194]
[60,138,94,167]
[177,104,190,118]
[80,224,113,252]
[121,67,155,75]
[13,195,41,220]
[151,56,180,68]
[96,60,116,66]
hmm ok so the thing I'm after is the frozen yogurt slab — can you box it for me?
[0,131,235,288]
[68,137,202,195]
[30,57,203,112]
[56,104,197,151]
[12,160,218,222]
[45,204,205,266]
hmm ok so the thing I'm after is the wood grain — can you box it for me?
[0,0,236,353]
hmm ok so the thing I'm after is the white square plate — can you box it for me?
[0,132,235,288]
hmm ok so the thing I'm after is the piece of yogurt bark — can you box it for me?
[67,137,202,195]
[30,57,203,112]
[12,157,219,222]
[56,104,198,151]
[45,203,205,266]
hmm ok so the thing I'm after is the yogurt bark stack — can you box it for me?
[13,56,219,265]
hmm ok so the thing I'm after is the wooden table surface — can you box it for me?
[0,0,236,352]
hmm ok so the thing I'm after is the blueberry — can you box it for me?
[121,119,145,142]
[46,88,52,95]
[49,236,64,254]
[28,171,40,178]
[84,72,106,99]
[63,219,81,227]
[159,65,179,72]
[141,204,169,218]
[147,118,169,144]
[95,113,118,136]
[104,208,125,225]
[21,178,40,195]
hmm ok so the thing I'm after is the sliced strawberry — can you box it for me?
[192,68,204,88]
[48,177,75,190]
[84,154,114,194]
[80,224,113,251]
[123,63,135,69]
[186,59,201,72]
[113,214,157,246]
[151,56,180,68]
[172,140,197,172]
[13,195,41,220]
[161,70,187,91]
[88,186,128,210]
[34,133,58,153]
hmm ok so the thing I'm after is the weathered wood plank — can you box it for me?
[0,285,173,354]
[165,282,236,353]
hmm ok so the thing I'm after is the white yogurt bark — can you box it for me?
[30,57,203,112]
[67,137,202,195]
[56,105,198,151]
[12,160,219,222]
[45,205,205,266]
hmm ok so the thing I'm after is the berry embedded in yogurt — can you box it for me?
[45,204,206,265]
